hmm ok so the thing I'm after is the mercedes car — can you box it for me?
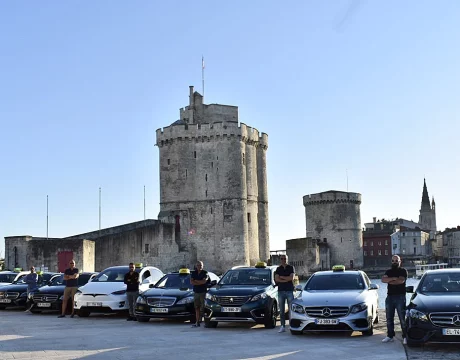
[289,265,379,336]
[135,268,219,323]
[405,268,460,346]
[204,262,282,329]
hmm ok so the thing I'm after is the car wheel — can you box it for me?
[264,302,277,329]
[204,318,218,328]
[137,316,149,323]
[290,330,302,335]
[361,316,374,336]
[77,309,90,317]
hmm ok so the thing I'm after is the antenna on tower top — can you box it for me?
[202,56,205,99]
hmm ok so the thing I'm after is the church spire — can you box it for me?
[421,178,431,211]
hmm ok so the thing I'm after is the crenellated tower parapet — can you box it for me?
[303,191,361,206]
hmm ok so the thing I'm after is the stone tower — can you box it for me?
[303,190,363,269]
[155,86,269,273]
[419,178,437,234]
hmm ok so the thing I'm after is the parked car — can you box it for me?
[74,264,163,317]
[289,265,379,336]
[135,268,219,323]
[30,272,97,314]
[204,262,281,329]
[0,270,30,287]
[0,272,58,309]
[405,268,460,346]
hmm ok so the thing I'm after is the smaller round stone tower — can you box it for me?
[303,190,363,269]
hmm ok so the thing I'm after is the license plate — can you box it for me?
[37,302,51,308]
[443,328,460,335]
[150,308,168,313]
[222,307,242,313]
[87,302,102,307]
[0,299,11,303]
[315,318,339,325]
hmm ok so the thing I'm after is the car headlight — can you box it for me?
[111,290,126,295]
[75,290,82,296]
[19,292,27,298]
[291,303,305,314]
[350,302,368,313]
[409,309,428,322]
[205,293,216,301]
[28,292,35,300]
[250,293,267,302]
[136,296,146,304]
[59,295,64,301]
[177,296,194,305]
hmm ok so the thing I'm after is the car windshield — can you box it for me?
[306,273,365,290]
[77,274,93,286]
[12,275,27,284]
[0,274,16,283]
[220,269,271,285]
[420,272,460,293]
[50,275,65,286]
[155,274,193,289]
[91,267,139,282]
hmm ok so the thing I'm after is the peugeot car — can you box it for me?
[289,265,379,336]
[405,269,460,346]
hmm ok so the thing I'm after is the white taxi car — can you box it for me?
[74,264,163,317]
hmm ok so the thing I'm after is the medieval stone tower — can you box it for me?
[303,190,363,269]
[419,178,437,235]
[155,86,269,273]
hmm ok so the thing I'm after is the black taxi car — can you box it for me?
[405,268,460,346]
[135,268,219,323]
[30,272,97,314]
[204,262,281,328]
[0,272,58,309]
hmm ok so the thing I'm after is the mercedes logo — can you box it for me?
[322,307,332,317]
[43,297,47,302]
[230,298,234,303]
[453,315,460,326]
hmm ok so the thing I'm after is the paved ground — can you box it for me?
[0,309,406,360]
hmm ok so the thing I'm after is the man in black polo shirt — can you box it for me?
[275,255,295,333]
[124,262,140,321]
[58,260,79,318]
[381,255,408,344]
[190,261,209,328]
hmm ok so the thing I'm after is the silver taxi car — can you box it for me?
[289,265,379,336]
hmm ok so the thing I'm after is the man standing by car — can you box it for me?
[275,255,295,333]
[190,261,209,328]
[381,255,408,344]
[58,260,79,318]
[124,262,140,321]
[24,266,38,312]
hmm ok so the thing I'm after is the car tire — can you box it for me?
[204,318,218,328]
[290,330,302,335]
[77,309,90,317]
[264,302,277,329]
[137,316,149,323]
[361,316,374,336]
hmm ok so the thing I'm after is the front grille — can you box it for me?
[430,312,460,327]
[147,297,176,307]
[304,306,349,318]
[5,292,19,299]
[215,296,249,306]
[33,294,59,302]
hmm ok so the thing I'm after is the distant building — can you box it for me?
[363,219,396,268]
[391,227,430,258]
[419,178,437,236]
[438,227,460,267]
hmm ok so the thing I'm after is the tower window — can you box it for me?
[242,153,245,165]
[211,207,213,214]
[205,174,208,182]
[211,162,213,168]
[247,213,251,223]
[167,159,170,165]
[217,156,218,160]
[205,190,208,197]
[194,151,196,158]
[145,244,150,254]
[186,169,188,178]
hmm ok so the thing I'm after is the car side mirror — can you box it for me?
[295,284,303,291]
[406,286,414,293]
[149,284,154,288]
[369,283,379,290]
[209,280,217,287]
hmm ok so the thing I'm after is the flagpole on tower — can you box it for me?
[202,55,205,99]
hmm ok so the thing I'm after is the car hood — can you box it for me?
[142,288,193,297]
[79,282,126,295]
[410,293,460,313]
[0,282,13,287]
[0,284,28,292]
[298,290,366,306]
[36,285,65,295]
[209,285,271,296]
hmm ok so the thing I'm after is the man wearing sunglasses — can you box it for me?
[381,255,408,344]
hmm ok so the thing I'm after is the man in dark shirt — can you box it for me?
[58,260,79,318]
[275,255,295,333]
[24,266,39,312]
[124,263,140,321]
[190,261,209,328]
[381,255,408,344]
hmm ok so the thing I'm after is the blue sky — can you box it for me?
[1,1,459,259]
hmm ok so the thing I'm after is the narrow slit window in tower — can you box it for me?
[205,174,208,182]
[211,207,213,214]
[242,153,245,165]
[205,190,208,197]
[211,162,213,168]
[167,159,170,165]
[186,169,188,178]
[194,151,196,158]
[247,213,251,223]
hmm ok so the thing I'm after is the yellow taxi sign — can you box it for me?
[179,268,190,275]
[332,265,345,272]
[255,261,267,268]
[36,270,43,275]
[134,263,143,268]
[14,268,23,272]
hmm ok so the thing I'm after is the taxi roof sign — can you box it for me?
[14,268,23,272]
[332,265,345,272]
[179,268,190,275]
[255,261,267,268]
[134,263,143,268]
